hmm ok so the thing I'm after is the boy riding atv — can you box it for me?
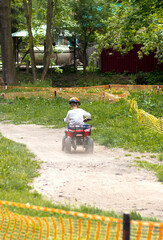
[62,97,93,153]
[64,97,91,127]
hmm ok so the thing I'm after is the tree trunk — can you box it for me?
[41,0,54,81]
[83,43,88,74]
[0,0,17,85]
[73,37,77,72]
[23,0,37,83]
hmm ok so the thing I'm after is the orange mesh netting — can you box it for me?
[0,201,162,240]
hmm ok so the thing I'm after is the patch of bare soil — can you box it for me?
[0,123,162,220]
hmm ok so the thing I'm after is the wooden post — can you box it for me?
[123,213,130,240]
[54,91,57,98]
[5,83,8,90]
[109,84,111,93]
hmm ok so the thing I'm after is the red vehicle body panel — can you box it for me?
[67,128,91,138]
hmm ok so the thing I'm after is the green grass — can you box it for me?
[150,155,157,159]
[158,154,163,161]
[134,160,163,182]
[0,133,52,217]
[0,91,162,152]
[0,88,48,93]
[0,96,66,127]
[128,90,163,118]
[90,99,163,153]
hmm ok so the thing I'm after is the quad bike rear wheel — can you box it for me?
[62,136,66,151]
[65,137,71,153]
[86,137,94,153]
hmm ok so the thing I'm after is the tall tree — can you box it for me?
[41,0,54,81]
[53,0,77,70]
[0,0,16,85]
[11,0,25,32]
[23,0,37,83]
[70,0,111,73]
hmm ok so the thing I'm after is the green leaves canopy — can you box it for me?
[69,0,112,46]
[96,0,163,63]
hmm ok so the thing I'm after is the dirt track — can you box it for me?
[0,123,163,220]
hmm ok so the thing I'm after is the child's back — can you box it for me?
[64,108,91,126]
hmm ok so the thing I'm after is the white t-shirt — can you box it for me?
[64,108,91,125]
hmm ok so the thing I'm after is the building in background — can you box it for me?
[101,45,163,73]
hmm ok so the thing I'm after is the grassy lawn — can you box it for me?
[0,90,162,153]
[0,88,162,222]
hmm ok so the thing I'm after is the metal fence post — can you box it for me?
[123,213,130,240]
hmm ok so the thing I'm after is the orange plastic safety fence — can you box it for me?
[0,200,122,223]
[0,201,162,240]
[0,85,132,102]
[0,201,122,240]
[130,220,163,240]
[0,84,162,91]
[78,218,82,240]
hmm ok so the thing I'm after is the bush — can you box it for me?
[135,71,163,85]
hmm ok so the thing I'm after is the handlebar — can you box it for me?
[83,118,92,122]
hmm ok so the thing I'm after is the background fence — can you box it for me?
[0,201,162,240]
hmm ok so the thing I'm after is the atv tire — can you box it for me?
[62,136,66,151]
[65,137,71,153]
[86,137,94,153]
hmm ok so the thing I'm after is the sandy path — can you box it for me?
[0,123,162,220]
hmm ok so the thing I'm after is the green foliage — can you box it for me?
[134,71,163,85]
[1,66,163,87]
[130,211,158,222]
[150,155,157,159]
[68,0,112,70]
[128,90,163,118]
[158,154,163,161]
[96,0,163,63]
[134,160,163,182]
[11,0,25,32]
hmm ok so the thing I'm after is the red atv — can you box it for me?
[62,119,94,153]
